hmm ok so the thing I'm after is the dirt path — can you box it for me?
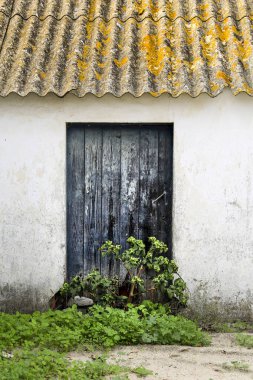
[70,334,253,379]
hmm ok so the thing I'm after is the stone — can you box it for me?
[74,296,94,307]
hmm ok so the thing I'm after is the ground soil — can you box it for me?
[69,333,253,379]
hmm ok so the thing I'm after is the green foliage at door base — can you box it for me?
[0,304,210,353]
[61,236,188,310]
[100,236,188,307]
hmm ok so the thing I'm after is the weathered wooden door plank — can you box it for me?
[120,128,140,248]
[157,128,173,252]
[101,127,121,277]
[67,126,85,279]
[139,127,159,243]
[139,127,159,299]
[83,127,102,274]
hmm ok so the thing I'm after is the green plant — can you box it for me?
[0,304,210,352]
[222,361,250,372]
[67,356,144,379]
[132,366,153,377]
[209,321,253,333]
[59,237,188,310]
[60,269,126,308]
[101,236,188,307]
[0,349,68,380]
[232,321,253,332]
[0,349,151,380]
[236,333,253,348]
[132,300,172,317]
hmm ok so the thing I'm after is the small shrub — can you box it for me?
[101,237,188,306]
[60,237,188,310]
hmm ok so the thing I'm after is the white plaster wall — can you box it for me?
[0,91,252,313]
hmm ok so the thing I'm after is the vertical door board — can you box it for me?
[101,128,121,277]
[139,128,159,242]
[83,127,102,274]
[120,128,140,247]
[158,129,173,251]
[67,127,85,279]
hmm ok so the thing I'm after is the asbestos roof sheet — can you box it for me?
[0,0,253,97]
[1,0,253,21]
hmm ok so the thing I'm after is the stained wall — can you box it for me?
[0,91,252,314]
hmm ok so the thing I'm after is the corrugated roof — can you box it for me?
[0,0,253,97]
[0,12,9,46]
[1,0,253,21]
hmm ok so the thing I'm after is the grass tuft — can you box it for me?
[222,360,250,372]
[236,333,253,349]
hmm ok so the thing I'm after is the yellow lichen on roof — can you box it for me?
[0,1,252,97]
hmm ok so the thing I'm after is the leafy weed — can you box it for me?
[0,349,149,380]
[0,304,210,352]
[132,367,153,377]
